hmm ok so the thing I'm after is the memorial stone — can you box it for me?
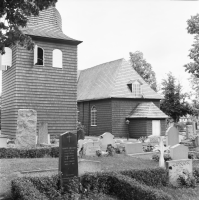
[15,109,37,148]
[83,141,101,156]
[38,122,48,144]
[186,125,193,138]
[166,159,192,186]
[170,144,188,160]
[166,126,179,147]
[124,142,143,154]
[99,132,115,151]
[59,131,78,190]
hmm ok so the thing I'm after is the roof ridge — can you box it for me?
[80,58,124,72]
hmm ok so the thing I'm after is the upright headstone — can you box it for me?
[170,144,188,160]
[99,132,115,151]
[15,109,37,148]
[186,125,193,138]
[38,122,48,144]
[124,142,143,154]
[59,131,78,190]
[83,141,101,156]
[166,159,192,186]
[166,126,179,147]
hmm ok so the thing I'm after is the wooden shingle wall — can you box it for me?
[78,99,112,136]
[2,39,78,137]
[129,119,147,139]
[1,45,17,137]
[111,99,160,137]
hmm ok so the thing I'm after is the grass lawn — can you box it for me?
[1,154,199,200]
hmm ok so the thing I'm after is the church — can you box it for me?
[1,6,82,138]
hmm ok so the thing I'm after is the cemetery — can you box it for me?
[1,3,199,200]
[1,120,199,200]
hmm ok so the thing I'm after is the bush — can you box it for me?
[120,168,169,187]
[81,172,172,200]
[0,147,59,159]
[11,178,48,200]
[152,154,172,162]
[177,173,196,188]
[176,122,186,131]
[193,168,199,183]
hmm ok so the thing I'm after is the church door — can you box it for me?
[152,120,161,136]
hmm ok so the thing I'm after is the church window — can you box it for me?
[53,49,62,68]
[132,82,141,96]
[91,106,97,126]
[127,80,142,96]
[0,47,12,70]
[34,45,44,65]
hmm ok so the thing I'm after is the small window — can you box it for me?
[0,47,12,70]
[34,45,44,65]
[53,49,62,68]
[127,80,142,96]
[91,106,97,126]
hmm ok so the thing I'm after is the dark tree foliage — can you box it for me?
[0,0,57,54]
[160,72,193,122]
[184,14,199,77]
[129,51,157,91]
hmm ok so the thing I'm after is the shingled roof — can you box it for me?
[77,58,163,101]
[20,7,82,45]
[127,102,168,118]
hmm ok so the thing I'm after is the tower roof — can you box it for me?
[21,7,82,45]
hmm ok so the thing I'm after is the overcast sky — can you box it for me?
[0,0,199,94]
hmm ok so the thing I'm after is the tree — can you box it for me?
[184,14,199,77]
[160,72,193,122]
[188,75,199,116]
[0,0,57,54]
[129,51,157,91]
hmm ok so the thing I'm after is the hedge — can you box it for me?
[11,169,173,200]
[0,147,59,159]
[81,172,173,200]
[120,168,169,187]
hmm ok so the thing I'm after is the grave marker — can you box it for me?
[38,122,48,144]
[59,131,78,190]
[83,141,101,156]
[15,109,37,148]
[166,159,192,186]
[124,142,143,154]
[170,144,188,160]
[99,132,115,151]
[166,126,179,147]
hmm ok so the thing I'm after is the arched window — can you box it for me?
[34,45,44,65]
[52,49,62,68]
[0,47,12,70]
[91,106,97,126]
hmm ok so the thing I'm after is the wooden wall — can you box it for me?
[111,98,160,137]
[2,39,78,137]
[1,45,17,137]
[129,119,147,139]
[78,99,112,136]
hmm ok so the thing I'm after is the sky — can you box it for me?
[0,0,199,94]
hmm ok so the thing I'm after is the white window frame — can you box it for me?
[132,81,141,96]
[52,49,62,68]
[0,47,12,70]
[91,106,97,126]
[34,45,44,66]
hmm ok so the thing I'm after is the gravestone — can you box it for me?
[166,159,192,186]
[99,132,115,151]
[15,109,37,148]
[186,125,193,138]
[148,135,160,144]
[124,142,143,154]
[38,122,48,144]
[0,135,8,148]
[170,144,188,160]
[59,131,78,190]
[194,136,199,147]
[166,126,179,147]
[78,159,101,176]
[83,141,101,156]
